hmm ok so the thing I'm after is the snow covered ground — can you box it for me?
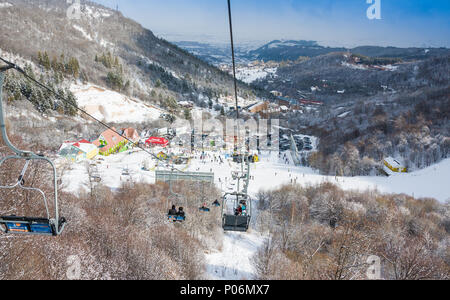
[59,145,450,280]
[60,146,450,204]
[236,67,277,84]
[0,2,13,9]
[205,231,266,280]
[70,84,165,123]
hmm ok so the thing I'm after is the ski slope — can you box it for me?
[70,84,164,123]
[206,231,266,280]
[59,148,450,280]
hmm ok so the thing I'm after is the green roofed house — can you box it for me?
[59,140,99,162]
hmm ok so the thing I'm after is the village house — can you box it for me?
[271,90,283,97]
[249,101,269,114]
[59,139,99,163]
[121,128,140,143]
[178,101,194,109]
[277,98,291,107]
[93,128,128,156]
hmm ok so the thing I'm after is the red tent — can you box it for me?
[146,137,169,147]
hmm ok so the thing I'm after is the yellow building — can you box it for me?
[384,157,407,173]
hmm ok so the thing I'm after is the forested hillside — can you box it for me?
[0,0,264,116]
[260,53,450,175]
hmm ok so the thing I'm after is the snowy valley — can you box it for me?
[0,0,449,282]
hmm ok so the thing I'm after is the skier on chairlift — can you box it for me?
[200,203,210,212]
[235,205,243,216]
[177,207,186,219]
[168,205,177,216]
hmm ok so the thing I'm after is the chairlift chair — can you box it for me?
[165,168,187,223]
[167,206,186,222]
[221,192,251,232]
[0,68,66,236]
[199,204,211,212]
[167,214,186,223]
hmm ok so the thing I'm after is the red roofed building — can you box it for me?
[93,128,128,156]
[146,137,169,147]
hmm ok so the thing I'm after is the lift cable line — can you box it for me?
[222,0,252,232]
[227,0,240,122]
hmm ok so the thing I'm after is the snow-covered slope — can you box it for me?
[60,146,449,280]
[62,148,450,202]
[71,84,165,123]
[236,67,277,84]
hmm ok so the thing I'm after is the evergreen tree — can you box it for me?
[64,89,78,116]
[43,52,51,70]
[184,108,192,120]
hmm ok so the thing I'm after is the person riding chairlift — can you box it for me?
[177,207,186,219]
[235,205,243,216]
[200,203,210,212]
[168,205,177,216]
[241,203,247,216]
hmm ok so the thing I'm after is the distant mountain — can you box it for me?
[255,52,450,102]
[247,40,450,62]
[247,40,347,61]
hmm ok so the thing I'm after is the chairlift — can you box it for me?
[199,202,211,212]
[168,215,186,222]
[0,66,66,236]
[165,168,187,223]
[121,168,130,176]
[221,192,251,232]
[91,175,102,183]
[167,205,186,222]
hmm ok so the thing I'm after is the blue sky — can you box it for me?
[93,0,450,47]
